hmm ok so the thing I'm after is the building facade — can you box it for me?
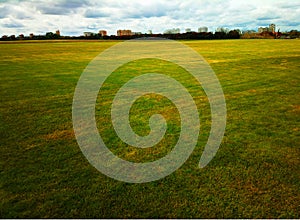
[258,24,276,33]
[198,26,208,33]
[83,32,93,37]
[99,30,107,36]
[117,30,132,36]
[164,28,180,34]
[269,24,276,33]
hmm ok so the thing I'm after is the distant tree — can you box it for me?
[228,30,240,39]
[289,30,299,39]
[243,30,256,34]
[235,29,242,35]
[214,31,227,39]
[45,32,60,39]
[46,32,54,39]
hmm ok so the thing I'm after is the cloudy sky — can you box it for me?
[0,0,299,36]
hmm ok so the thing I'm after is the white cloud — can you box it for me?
[0,0,299,36]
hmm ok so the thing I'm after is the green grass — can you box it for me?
[1,39,299,218]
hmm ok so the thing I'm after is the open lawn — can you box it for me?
[1,39,299,218]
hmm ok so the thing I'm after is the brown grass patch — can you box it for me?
[290,105,300,113]
[44,129,74,140]
[248,89,257,93]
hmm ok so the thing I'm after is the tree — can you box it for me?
[46,32,54,39]
[214,31,227,39]
[289,30,299,39]
[228,30,240,39]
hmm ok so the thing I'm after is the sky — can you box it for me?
[0,0,299,36]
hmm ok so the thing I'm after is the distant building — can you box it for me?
[258,27,269,33]
[83,32,93,37]
[269,24,276,33]
[164,28,180,34]
[18,34,24,39]
[29,33,34,38]
[185,28,192,33]
[243,30,256,34]
[99,30,107,36]
[216,27,227,33]
[258,27,267,33]
[258,24,276,33]
[117,30,132,36]
[56,30,60,36]
[198,26,208,33]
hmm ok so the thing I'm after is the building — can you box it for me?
[83,32,93,37]
[258,24,276,33]
[216,27,228,33]
[99,30,107,36]
[185,28,192,33]
[198,26,208,33]
[258,27,268,33]
[29,33,34,38]
[269,24,276,33]
[164,28,180,34]
[117,30,132,36]
[56,30,60,36]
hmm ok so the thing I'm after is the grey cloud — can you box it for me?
[240,21,256,26]
[57,0,89,9]
[15,13,32,19]
[121,1,177,19]
[36,0,89,15]
[84,1,170,20]
[84,9,110,18]
[0,0,299,36]
[257,16,281,21]
[131,4,168,18]
[275,2,300,9]
[87,23,97,29]
[0,6,8,18]
[3,20,24,28]
[0,4,33,19]
[37,4,73,15]
[127,10,166,19]
[282,21,300,27]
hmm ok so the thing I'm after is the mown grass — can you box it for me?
[0,39,299,218]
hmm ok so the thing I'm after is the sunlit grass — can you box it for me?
[0,39,299,218]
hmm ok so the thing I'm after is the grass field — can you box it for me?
[1,39,299,218]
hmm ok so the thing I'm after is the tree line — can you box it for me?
[1,29,299,41]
